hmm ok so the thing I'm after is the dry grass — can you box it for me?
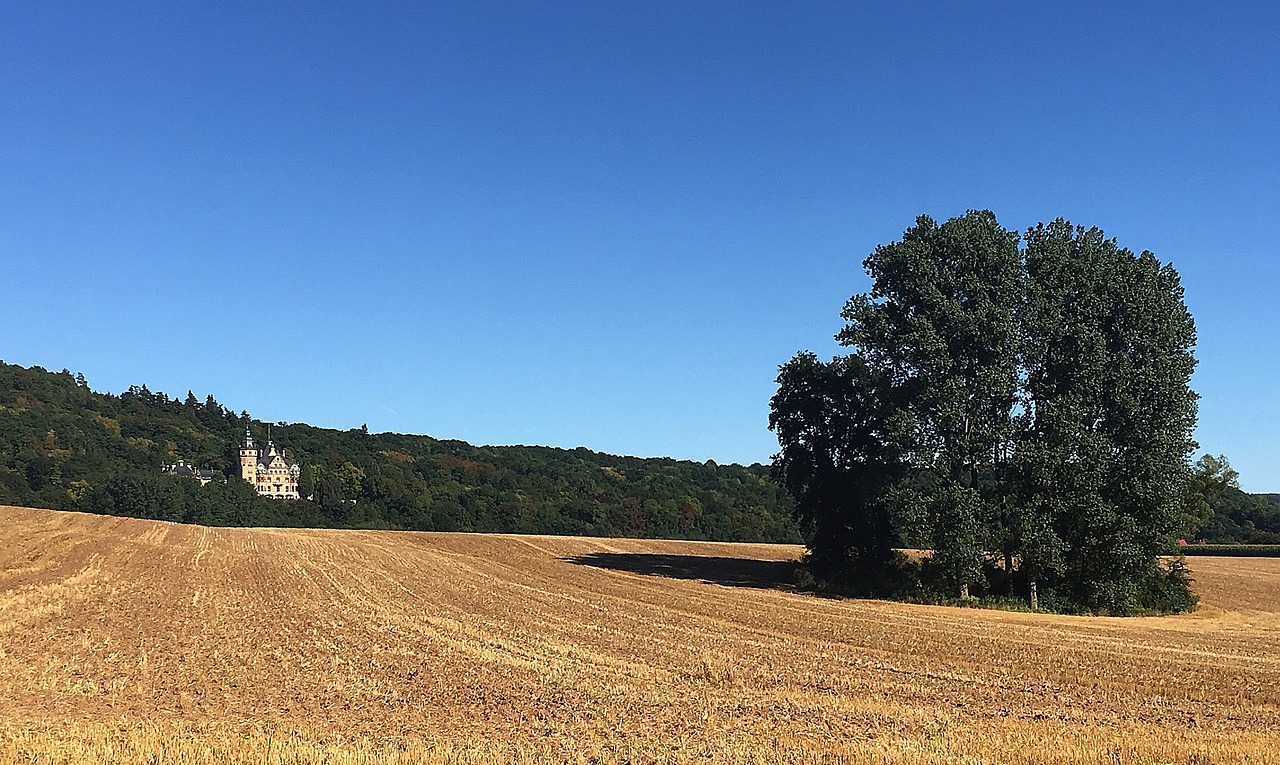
[1,505,1278,764]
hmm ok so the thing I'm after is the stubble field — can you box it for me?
[1,504,1278,764]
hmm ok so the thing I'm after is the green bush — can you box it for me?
[1139,558,1199,614]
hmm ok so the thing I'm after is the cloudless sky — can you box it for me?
[2,2,1278,489]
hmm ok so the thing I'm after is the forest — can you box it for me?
[0,361,798,543]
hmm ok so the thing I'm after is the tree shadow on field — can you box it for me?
[562,552,799,592]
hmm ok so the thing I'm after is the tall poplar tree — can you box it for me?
[837,211,1022,598]
[1019,221,1198,613]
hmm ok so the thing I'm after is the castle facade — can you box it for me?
[239,429,301,499]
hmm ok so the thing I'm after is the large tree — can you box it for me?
[772,212,1199,613]
[1019,221,1198,613]
[837,211,1023,598]
[769,352,902,584]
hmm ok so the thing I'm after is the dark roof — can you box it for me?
[260,442,299,469]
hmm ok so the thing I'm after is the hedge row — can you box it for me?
[1177,544,1280,557]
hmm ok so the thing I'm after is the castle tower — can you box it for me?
[239,428,259,483]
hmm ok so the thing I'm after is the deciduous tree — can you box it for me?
[769,352,901,584]
[836,211,1022,598]
[773,213,1200,613]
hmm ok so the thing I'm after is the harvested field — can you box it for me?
[1,505,1278,764]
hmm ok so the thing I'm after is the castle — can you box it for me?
[239,429,301,499]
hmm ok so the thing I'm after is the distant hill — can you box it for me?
[0,361,799,542]
[1199,487,1280,544]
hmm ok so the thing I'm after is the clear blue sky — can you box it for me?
[2,2,1277,489]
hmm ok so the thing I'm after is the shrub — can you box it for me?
[1139,558,1199,614]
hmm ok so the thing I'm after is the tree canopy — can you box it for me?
[771,212,1201,614]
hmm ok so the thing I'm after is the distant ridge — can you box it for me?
[0,361,798,542]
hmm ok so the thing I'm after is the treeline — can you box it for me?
[0,361,798,543]
[1186,454,1280,544]
[1181,544,1280,557]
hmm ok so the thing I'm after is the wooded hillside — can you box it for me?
[0,361,798,542]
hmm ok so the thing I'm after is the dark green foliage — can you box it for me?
[1185,455,1280,543]
[1179,544,1280,557]
[1019,221,1199,614]
[840,212,1023,598]
[1139,558,1200,614]
[792,550,921,600]
[82,472,187,523]
[772,212,1201,615]
[769,352,900,583]
[0,361,798,543]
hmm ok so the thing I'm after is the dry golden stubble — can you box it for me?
[2,505,1279,764]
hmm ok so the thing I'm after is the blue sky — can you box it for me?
[2,2,1278,489]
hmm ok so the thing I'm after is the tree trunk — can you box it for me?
[1004,548,1015,593]
[1029,579,1039,611]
